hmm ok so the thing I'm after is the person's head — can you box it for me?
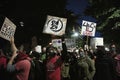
[46,46,58,58]
[30,45,42,59]
[96,46,106,57]
[79,47,85,58]
[34,45,41,53]
[42,47,46,53]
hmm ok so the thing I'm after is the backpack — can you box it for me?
[34,60,45,80]
[28,60,35,80]
[115,54,120,76]
[28,59,45,80]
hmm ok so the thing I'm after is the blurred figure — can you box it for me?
[114,53,120,80]
[87,49,96,61]
[46,37,68,80]
[46,46,62,80]
[78,48,95,80]
[61,51,70,80]
[0,49,8,80]
[109,44,117,58]
[30,45,46,80]
[69,48,95,80]
[94,46,117,80]
[40,46,47,62]
[7,37,31,80]
[69,49,79,80]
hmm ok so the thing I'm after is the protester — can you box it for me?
[109,44,117,58]
[40,46,47,62]
[94,46,117,80]
[30,45,46,80]
[61,51,70,80]
[6,37,31,80]
[87,49,96,61]
[0,49,8,80]
[78,48,95,80]
[69,49,79,80]
[114,53,120,80]
[45,37,68,80]
[69,47,96,80]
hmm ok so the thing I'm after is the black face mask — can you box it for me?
[49,52,56,56]
[47,49,56,57]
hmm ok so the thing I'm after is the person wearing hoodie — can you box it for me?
[0,49,8,80]
[7,37,31,80]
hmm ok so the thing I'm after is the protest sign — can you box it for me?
[65,38,76,50]
[90,37,104,50]
[0,17,16,41]
[43,15,67,36]
[81,20,96,37]
[52,39,62,50]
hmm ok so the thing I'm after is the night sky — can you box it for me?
[66,0,88,14]
[0,0,98,47]
[66,0,96,24]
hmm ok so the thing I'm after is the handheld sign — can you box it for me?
[43,15,67,36]
[52,39,62,50]
[81,20,96,37]
[0,17,16,41]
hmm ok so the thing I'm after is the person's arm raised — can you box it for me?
[7,37,18,72]
[10,37,18,53]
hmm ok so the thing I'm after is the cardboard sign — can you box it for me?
[90,37,104,50]
[0,17,16,41]
[52,39,62,50]
[65,38,76,50]
[81,20,96,36]
[43,15,67,36]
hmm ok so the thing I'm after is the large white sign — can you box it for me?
[43,15,67,36]
[81,20,96,36]
[0,17,16,41]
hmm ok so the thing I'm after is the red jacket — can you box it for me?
[46,55,62,80]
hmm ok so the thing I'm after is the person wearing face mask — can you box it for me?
[45,37,68,80]
[76,48,96,80]
[110,44,117,58]
[45,46,61,80]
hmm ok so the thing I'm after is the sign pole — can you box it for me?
[86,35,89,45]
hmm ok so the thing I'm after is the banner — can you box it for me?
[81,20,96,36]
[43,15,67,36]
[0,17,16,41]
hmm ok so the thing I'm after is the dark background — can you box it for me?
[0,0,68,46]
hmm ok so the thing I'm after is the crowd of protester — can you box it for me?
[0,36,120,80]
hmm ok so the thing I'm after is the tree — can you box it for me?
[84,0,120,44]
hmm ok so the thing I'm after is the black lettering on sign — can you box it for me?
[47,18,63,32]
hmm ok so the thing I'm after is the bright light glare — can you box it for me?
[73,32,79,37]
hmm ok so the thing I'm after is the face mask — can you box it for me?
[111,47,115,51]
[79,52,85,58]
[48,49,56,57]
